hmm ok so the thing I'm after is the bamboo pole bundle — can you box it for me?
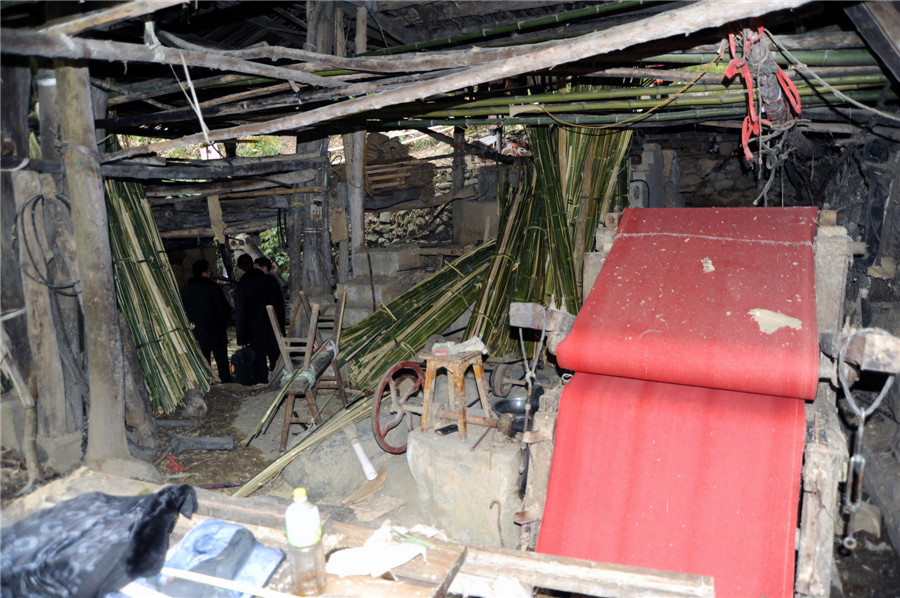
[465,119,632,357]
[638,49,877,67]
[407,80,886,118]
[340,240,496,391]
[531,127,578,314]
[377,74,888,117]
[105,174,211,413]
[362,1,645,57]
[467,165,538,354]
[382,89,894,129]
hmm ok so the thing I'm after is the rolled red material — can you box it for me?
[539,207,819,598]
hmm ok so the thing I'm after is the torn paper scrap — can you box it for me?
[747,308,802,334]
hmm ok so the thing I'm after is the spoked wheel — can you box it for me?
[371,361,426,454]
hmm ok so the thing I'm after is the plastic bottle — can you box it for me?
[285,487,326,596]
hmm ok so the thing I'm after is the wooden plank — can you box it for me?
[143,170,317,198]
[1,28,343,89]
[40,0,184,35]
[456,546,716,598]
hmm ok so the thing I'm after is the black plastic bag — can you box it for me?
[1,484,197,598]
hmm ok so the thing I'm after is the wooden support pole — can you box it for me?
[11,172,72,444]
[56,63,158,481]
[349,4,368,274]
[298,2,336,303]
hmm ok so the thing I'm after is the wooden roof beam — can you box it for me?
[1,28,345,88]
[39,0,184,36]
[103,0,816,162]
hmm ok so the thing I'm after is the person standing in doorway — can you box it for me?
[254,255,287,298]
[181,258,232,383]
[234,253,285,372]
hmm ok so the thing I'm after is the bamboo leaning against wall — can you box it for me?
[105,169,212,413]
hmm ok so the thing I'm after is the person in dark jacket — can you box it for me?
[181,259,232,383]
[234,253,285,372]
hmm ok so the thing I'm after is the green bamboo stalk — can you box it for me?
[106,140,211,413]
[407,81,884,118]
[363,1,645,57]
[638,49,877,67]
[389,74,888,114]
[377,89,894,128]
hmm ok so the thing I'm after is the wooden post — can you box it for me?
[56,63,158,480]
[38,69,86,408]
[453,126,466,192]
[349,4,368,274]
[335,5,350,284]
[11,171,75,464]
[299,1,336,302]
[0,62,39,482]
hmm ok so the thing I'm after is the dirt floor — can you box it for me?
[3,380,900,596]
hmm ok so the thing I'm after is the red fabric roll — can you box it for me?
[537,372,806,597]
[557,207,819,400]
[539,207,820,596]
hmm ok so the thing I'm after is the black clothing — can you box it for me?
[234,268,285,371]
[181,276,232,383]
[1,484,196,598]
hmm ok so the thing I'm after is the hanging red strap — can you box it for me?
[776,68,802,114]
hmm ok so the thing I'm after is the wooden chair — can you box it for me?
[299,289,348,408]
[267,290,348,452]
[267,302,321,452]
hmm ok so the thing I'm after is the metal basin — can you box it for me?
[492,396,536,433]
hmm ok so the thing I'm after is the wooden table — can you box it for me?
[2,468,715,598]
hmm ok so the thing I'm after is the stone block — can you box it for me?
[680,173,703,188]
[713,178,735,191]
[342,306,373,327]
[407,428,522,548]
[583,252,605,297]
[1,393,25,453]
[453,200,498,245]
[698,157,718,171]
[339,277,407,307]
[352,245,420,277]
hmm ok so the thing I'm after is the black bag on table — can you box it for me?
[230,346,268,386]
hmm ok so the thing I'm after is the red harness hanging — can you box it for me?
[724,24,802,162]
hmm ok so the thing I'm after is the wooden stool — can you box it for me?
[419,350,494,440]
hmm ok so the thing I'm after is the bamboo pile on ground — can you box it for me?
[106,173,211,414]
[235,241,497,496]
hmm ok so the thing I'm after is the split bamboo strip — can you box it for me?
[467,165,537,354]
[106,165,211,413]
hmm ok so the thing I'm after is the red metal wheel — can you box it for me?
[371,361,425,454]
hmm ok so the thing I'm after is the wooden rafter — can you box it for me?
[39,0,184,36]
[102,0,815,162]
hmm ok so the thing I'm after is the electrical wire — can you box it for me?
[537,43,728,131]
[12,194,81,296]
